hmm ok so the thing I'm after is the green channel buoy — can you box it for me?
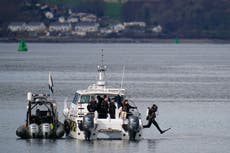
[18,39,28,52]
[175,37,180,44]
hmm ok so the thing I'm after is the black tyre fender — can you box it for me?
[64,120,70,135]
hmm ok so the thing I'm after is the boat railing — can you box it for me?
[87,84,125,93]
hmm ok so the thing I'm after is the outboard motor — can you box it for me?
[128,116,140,140]
[28,123,39,138]
[64,120,71,135]
[41,123,51,138]
[83,114,94,130]
[82,114,94,140]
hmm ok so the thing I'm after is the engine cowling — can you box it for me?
[82,114,94,140]
[128,116,140,140]
[28,123,39,138]
[82,114,94,130]
[41,123,51,138]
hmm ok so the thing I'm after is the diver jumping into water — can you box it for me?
[143,104,171,134]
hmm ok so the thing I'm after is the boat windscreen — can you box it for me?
[72,93,79,104]
[80,95,90,103]
[78,94,124,104]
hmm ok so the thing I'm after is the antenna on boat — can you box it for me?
[120,65,125,89]
[97,49,107,86]
[101,49,104,66]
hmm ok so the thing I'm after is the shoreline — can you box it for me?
[0,37,230,44]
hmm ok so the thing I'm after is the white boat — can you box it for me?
[63,55,143,140]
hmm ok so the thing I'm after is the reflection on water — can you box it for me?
[146,139,157,151]
[76,140,131,153]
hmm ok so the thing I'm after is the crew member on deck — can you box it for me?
[87,97,97,113]
[115,94,122,109]
[108,98,116,119]
[121,100,137,119]
[97,95,109,118]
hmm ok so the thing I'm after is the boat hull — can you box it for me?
[64,118,142,140]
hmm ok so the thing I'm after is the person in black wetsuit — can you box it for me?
[143,104,170,134]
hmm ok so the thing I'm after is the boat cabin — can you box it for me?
[70,86,125,119]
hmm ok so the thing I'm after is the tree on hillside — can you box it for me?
[122,0,230,38]
[0,0,25,22]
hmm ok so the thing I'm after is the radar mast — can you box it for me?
[96,49,107,86]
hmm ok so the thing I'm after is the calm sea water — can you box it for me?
[0,43,230,153]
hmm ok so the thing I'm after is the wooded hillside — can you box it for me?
[1,0,229,39]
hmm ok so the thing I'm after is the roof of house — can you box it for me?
[74,22,99,27]
[49,22,71,26]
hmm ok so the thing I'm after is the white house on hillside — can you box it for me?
[67,15,79,23]
[49,23,72,32]
[24,22,46,32]
[8,22,26,32]
[74,22,99,36]
[123,21,146,27]
[80,14,97,22]
[112,23,125,33]
[152,25,162,33]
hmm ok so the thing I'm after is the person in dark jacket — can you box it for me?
[87,97,98,113]
[115,94,122,109]
[97,96,109,118]
[108,98,116,119]
[143,104,170,134]
[101,98,109,118]
[121,100,137,118]
[96,95,103,118]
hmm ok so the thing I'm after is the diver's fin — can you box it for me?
[161,128,171,134]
